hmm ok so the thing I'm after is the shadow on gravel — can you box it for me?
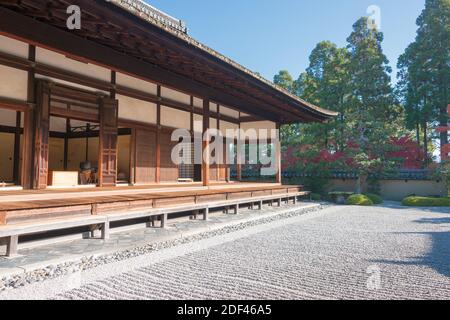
[372,216,450,279]
[415,230,450,279]
[414,215,450,278]
[414,217,450,224]
[378,202,450,214]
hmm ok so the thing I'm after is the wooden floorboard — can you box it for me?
[0,183,306,226]
[0,184,301,211]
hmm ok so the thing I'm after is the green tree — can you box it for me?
[397,42,434,163]
[273,70,302,146]
[397,0,450,161]
[346,17,399,156]
[273,70,294,93]
[300,41,352,151]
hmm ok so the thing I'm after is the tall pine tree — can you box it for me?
[346,17,398,156]
[301,41,352,151]
[398,0,450,161]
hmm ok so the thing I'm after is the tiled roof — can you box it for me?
[107,0,338,118]
[109,0,187,34]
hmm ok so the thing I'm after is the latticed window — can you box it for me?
[179,142,194,179]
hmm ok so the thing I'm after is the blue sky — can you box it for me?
[147,0,425,84]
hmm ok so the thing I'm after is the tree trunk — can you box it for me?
[355,175,362,195]
[439,63,448,154]
[339,95,345,152]
[440,103,449,151]
[355,173,368,195]
[416,123,421,148]
[416,123,422,164]
[423,122,428,167]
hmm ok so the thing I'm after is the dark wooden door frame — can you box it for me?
[98,97,119,187]
[31,80,118,189]
[32,80,51,189]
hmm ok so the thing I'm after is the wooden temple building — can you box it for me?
[0,0,336,256]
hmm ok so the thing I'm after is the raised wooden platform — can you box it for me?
[0,183,305,225]
[0,183,309,257]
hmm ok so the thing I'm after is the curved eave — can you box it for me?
[108,0,338,123]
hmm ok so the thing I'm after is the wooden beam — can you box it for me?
[0,50,30,70]
[0,96,31,112]
[116,85,240,124]
[202,99,210,186]
[0,125,23,134]
[0,51,242,125]
[50,107,98,122]
[36,61,111,92]
[239,116,264,122]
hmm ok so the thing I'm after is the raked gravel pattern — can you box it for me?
[3,203,450,300]
[58,204,450,300]
[0,203,325,293]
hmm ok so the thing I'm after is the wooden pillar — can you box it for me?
[21,45,36,189]
[236,115,242,181]
[33,80,51,189]
[190,96,194,135]
[21,109,34,189]
[129,127,136,185]
[202,99,210,186]
[12,111,21,184]
[98,97,118,187]
[110,71,116,99]
[275,123,282,184]
[161,213,168,228]
[155,85,161,183]
[101,222,110,240]
[216,104,220,181]
[6,235,18,257]
[63,119,70,170]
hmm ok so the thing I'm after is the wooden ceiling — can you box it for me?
[0,0,336,123]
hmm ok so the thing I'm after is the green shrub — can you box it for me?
[328,191,354,204]
[402,196,450,207]
[364,193,383,204]
[328,191,355,197]
[346,194,374,206]
[310,193,322,201]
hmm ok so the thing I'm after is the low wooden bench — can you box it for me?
[0,215,108,257]
[207,191,310,214]
[104,191,309,224]
[105,203,210,228]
